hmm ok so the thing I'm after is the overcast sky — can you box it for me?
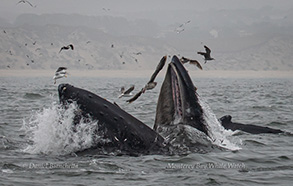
[1,0,293,23]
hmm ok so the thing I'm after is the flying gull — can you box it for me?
[197,45,215,63]
[53,67,68,84]
[17,0,35,7]
[118,85,135,98]
[126,56,167,103]
[175,20,191,34]
[180,56,203,70]
[133,52,142,55]
[59,44,74,53]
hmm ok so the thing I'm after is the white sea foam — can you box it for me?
[198,96,242,150]
[22,102,97,155]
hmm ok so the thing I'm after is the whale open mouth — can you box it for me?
[154,56,208,136]
[170,64,183,117]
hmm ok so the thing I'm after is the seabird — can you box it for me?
[175,20,191,34]
[17,0,35,7]
[120,87,125,93]
[126,56,167,103]
[59,44,74,53]
[126,89,143,104]
[119,52,124,58]
[176,28,185,34]
[143,55,167,92]
[53,67,68,84]
[133,52,142,55]
[118,85,135,98]
[180,56,203,70]
[197,45,215,63]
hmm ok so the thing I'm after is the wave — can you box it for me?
[23,93,44,99]
[198,96,242,151]
[22,102,98,155]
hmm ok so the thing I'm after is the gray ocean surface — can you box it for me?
[0,76,293,185]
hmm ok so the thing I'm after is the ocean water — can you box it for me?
[0,76,293,185]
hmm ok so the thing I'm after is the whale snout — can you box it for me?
[58,84,68,94]
[58,84,72,104]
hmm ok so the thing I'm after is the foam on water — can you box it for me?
[198,95,242,150]
[22,102,97,155]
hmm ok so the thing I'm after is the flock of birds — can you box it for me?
[15,0,216,103]
[118,45,214,103]
[53,45,215,103]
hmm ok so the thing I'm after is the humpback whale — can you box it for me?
[58,84,166,155]
[219,115,283,134]
[57,55,222,155]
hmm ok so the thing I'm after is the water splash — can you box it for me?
[198,96,242,150]
[22,102,98,155]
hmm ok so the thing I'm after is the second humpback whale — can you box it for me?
[219,115,283,134]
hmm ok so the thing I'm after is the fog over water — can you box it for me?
[1,0,293,72]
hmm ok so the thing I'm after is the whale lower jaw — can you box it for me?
[58,83,167,156]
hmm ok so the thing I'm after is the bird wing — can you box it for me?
[197,52,206,56]
[16,1,23,5]
[59,47,64,53]
[22,1,34,7]
[148,56,167,83]
[189,59,203,70]
[126,89,143,103]
[204,45,211,54]
[56,67,67,72]
[69,44,74,50]
[124,85,135,94]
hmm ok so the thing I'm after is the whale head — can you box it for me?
[154,55,209,137]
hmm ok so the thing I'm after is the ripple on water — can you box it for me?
[23,93,44,99]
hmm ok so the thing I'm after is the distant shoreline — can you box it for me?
[0,69,292,78]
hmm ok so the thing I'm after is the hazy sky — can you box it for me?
[1,0,293,23]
